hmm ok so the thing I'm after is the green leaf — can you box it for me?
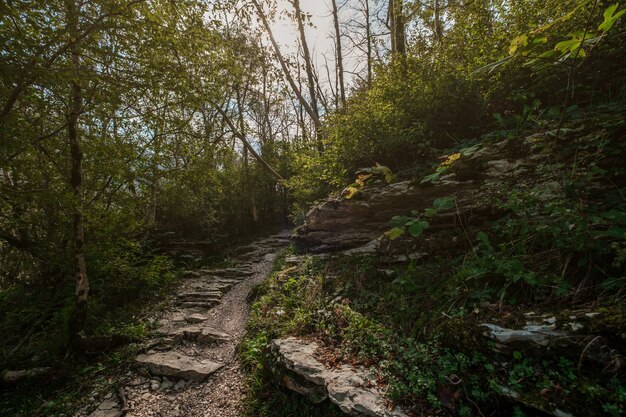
[513,351,522,360]
[599,3,626,32]
[421,172,442,184]
[372,163,395,183]
[433,196,456,212]
[390,215,412,228]
[555,38,581,54]
[385,227,405,240]
[459,145,480,156]
[424,208,437,217]
[523,273,538,286]
[477,232,491,249]
[407,220,429,237]
[509,34,528,55]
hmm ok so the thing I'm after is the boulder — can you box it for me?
[88,397,120,417]
[292,138,535,252]
[271,337,408,417]
[135,351,223,381]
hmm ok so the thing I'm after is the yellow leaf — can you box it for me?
[440,153,461,167]
[343,186,360,200]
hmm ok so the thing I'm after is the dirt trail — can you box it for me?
[83,232,290,417]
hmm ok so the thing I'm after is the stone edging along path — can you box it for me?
[82,232,291,417]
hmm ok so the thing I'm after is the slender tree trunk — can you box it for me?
[433,0,443,44]
[251,0,321,134]
[208,99,284,182]
[364,0,373,85]
[236,87,259,226]
[291,0,323,152]
[65,0,89,347]
[389,0,405,56]
[331,0,346,107]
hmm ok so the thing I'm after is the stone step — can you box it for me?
[201,267,254,278]
[176,300,220,309]
[160,325,229,345]
[197,328,230,344]
[232,245,258,255]
[210,277,242,285]
[206,282,232,293]
[184,313,208,323]
[177,295,221,304]
[177,291,222,300]
[135,351,223,381]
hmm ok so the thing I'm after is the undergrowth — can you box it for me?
[241,107,626,417]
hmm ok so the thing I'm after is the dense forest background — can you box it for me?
[1,0,625,415]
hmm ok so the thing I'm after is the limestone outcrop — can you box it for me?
[292,136,541,252]
[271,337,408,417]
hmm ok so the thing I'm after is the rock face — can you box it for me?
[271,337,408,417]
[88,397,120,417]
[292,137,536,252]
[136,351,223,381]
[1,367,50,383]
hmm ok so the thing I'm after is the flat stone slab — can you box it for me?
[178,291,223,298]
[177,293,222,303]
[272,337,408,417]
[158,325,229,345]
[201,267,254,278]
[211,277,241,285]
[136,351,223,381]
[88,397,120,417]
[197,328,229,344]
[185,313,208,323]
[177,300,220,309]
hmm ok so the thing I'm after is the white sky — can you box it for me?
[271,0,336,61]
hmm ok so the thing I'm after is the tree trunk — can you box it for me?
[365,0,373,85]
[236,87,259,226]
[251,0,321,136]
[389,0,405,56]
[65,0,89,348]
[331,0,346,107]
[292,0,323,152]
[433,0,443,44]
[209,99,284,182]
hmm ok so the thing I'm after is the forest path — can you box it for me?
[85,231,291,417]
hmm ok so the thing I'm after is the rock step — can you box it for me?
[190,282,232,293]
[135,351,223,381]
[184,313,208,323]
[210,277,242,285]
[177,292,222,301]
[200,268,254,278]
[162,325,230,345]
[176,300,220,309]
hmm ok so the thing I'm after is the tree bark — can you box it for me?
[389,0,405,56]
[364,0,373,85]
[291,0,323,152]
[65,0,89,347]
[251,0,321,136]
[235,87,259,226]
[331,0,346,107]
[433,0,443,44]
